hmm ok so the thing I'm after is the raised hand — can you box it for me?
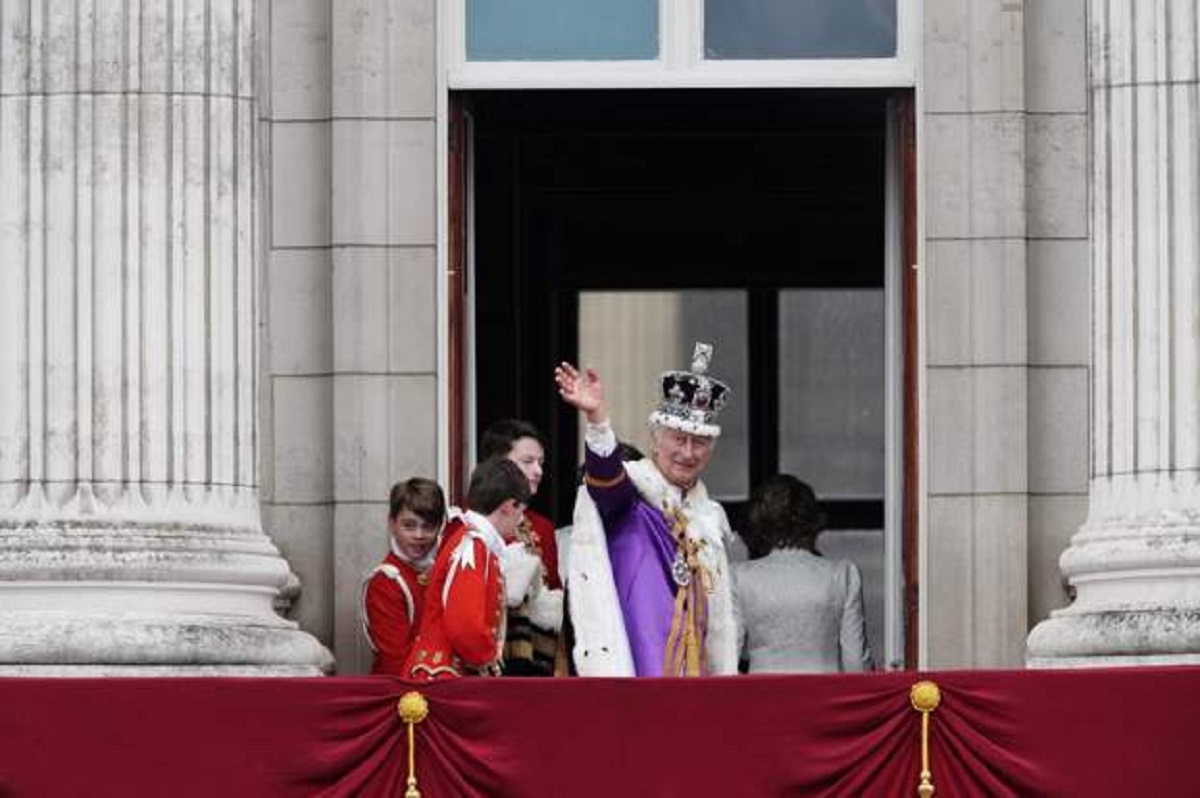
[554,362,608,424]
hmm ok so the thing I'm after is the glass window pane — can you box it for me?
[704,0,897,60]
[578,291,749,500]
[467,0,659,61]
[778,290,885,500]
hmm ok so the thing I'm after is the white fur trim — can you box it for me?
[568,484,636,676]
[503,541,542,608]
[584,419,618,456]
[555,525,573,585]
[567,459,739,676]
[528,586,564,632]
[648,410,721,438]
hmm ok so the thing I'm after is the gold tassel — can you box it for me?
[661,504,710,677]
[397,691,430,798]
[909,680,941,798]
[663,587,690,675]
[684,618,701,676]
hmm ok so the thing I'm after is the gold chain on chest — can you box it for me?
[664,504,713,594]
[513,517,543,560]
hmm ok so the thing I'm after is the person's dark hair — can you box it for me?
[466,458,532,515]
[478,419,546,461]
[742,474,827,559]
[388,477,447,527]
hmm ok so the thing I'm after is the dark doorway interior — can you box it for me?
[469,88,889,530]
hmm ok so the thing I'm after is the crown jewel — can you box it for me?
[648,342,731,437]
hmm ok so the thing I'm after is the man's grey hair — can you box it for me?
[647,422,718,447]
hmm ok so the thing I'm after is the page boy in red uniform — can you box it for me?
[405,459,531,680]
[360,477,447,675]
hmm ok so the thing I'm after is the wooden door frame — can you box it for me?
[896,90,920,669]
[447,98,469,505]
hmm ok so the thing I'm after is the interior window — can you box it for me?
[578,290,750,500]
[778,289,886,501]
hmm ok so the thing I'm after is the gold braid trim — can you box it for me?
[661,505,711,676]
[584,469,628,489]
[409,663,462,679]
[514,517,544,561]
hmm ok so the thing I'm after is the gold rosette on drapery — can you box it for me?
[397,691,430,798]
[910,680,941,797]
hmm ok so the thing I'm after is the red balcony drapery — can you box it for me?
[1,668,1196,796]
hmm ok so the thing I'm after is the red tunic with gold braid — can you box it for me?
[361,551,429,676]
[524,509,561,590]
[405,514,506,680]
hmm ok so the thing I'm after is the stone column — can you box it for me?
[0,1,331,674]
[1028,0,1200,666]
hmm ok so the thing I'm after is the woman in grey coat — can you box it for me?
[734,475,873,674]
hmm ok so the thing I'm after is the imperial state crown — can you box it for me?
[648,342,731,437]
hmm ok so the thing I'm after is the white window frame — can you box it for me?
[444,0,918,89]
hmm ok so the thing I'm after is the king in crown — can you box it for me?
[554,343,738,678]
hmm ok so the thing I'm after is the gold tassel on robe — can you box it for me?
[662,506,712,676]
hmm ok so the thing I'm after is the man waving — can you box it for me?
[555,343,739,677]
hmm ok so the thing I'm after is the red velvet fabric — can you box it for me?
[525,509,561,590]
[362,552,426,676]
[1,668,1197,797]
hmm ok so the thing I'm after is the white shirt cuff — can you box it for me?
[584,419,618,457]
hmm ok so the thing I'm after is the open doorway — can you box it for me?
[454,88,916,668]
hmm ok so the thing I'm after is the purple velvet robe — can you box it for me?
[585,444,678,676]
